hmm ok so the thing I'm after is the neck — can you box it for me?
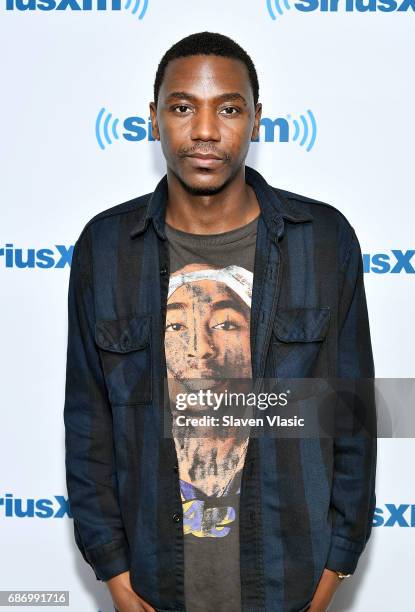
[164,164,260,234]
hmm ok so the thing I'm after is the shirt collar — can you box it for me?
[130,164,313,241]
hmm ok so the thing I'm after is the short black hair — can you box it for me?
[153,31,259,108]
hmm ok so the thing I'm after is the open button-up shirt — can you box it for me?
[64,164,377,612]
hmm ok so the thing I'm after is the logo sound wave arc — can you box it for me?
[287,110,317,152]
[267,0,292,19]
[95,108,120,150]
[124,0,148,18]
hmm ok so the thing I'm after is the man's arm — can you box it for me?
[64,228,130,582]
[325,228,377,575]
[310,228,377,611]
[107,572,155,612]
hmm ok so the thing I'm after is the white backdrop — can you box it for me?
[1,2,414,610]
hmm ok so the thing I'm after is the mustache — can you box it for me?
[179,147,230,160]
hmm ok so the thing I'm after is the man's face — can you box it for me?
[150,54,262,195]
[165,279,251,386]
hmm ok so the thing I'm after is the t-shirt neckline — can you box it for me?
[164,213,260,247]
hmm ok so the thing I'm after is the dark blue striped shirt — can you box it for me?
[64,164,377,612]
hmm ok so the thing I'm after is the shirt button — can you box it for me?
[160,266,168,276]
[121,336,130,349]
[172,512,181,523]
[173,464,179,473]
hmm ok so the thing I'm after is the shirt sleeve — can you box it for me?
[325,228,377,575]
[63,228,130,581]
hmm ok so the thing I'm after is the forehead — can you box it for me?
[160,54,252,101]
[169,280,236,303]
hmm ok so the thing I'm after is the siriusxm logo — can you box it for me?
[0,244,73,268]
[0,493,70,518]
[363,250,415,273]
[266,0,414,18]
[2,245,412,274]
[5,0,149,17]
[374,504,415,527]
[96,108,317,152]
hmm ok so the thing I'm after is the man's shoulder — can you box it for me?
[274,186,355,234]
[272,187,357,249]
[76,192,152,242]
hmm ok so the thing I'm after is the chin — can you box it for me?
[183,177,227,197]
[175,165,232,196]
[182,377,224,392]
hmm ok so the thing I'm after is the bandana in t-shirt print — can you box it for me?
[165,262,253,539]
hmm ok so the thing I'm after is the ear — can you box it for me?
[251,102,262,141]
[149,101,160,141]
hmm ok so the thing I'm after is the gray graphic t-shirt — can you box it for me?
[164,214,259,612]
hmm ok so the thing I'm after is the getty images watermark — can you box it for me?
[161,377,384,440]
[172,387,303,429]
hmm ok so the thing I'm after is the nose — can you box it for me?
[188,327,217,360]
[190,106,221,142]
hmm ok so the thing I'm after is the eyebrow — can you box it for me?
[166,298,248,316]
[167,302,186,312]
[165,91,248,106]
[211,299,247,316]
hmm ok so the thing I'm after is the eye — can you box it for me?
[166,322,186,331]
[172,105,191,114]
[220,107,240,115]
[211,320,239,331]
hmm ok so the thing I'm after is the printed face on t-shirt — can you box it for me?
[165,273,251,387]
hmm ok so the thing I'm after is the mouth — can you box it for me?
[186,154,224,168]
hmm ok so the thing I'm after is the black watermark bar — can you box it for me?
[161,377,414,439]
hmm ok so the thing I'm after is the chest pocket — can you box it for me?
[271,307,331,379]
[95,314,152,406]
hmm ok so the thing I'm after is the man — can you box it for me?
[64,31,377,612]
